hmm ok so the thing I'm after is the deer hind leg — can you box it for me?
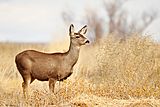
[49,78,56,93]
[22,74,32,98]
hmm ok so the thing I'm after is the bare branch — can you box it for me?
[61,11,74,25]
[62,0,158,42]
[137,11,158,33]
[85,10,103,40]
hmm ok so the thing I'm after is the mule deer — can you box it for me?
[15,24,89,96]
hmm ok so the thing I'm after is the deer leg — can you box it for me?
[49,78,56,93]
[22,74,31,98]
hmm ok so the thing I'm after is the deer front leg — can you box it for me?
[49,78,56,93]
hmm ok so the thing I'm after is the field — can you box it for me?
[1,34,160,106]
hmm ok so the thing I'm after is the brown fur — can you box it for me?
[15,24,89,95]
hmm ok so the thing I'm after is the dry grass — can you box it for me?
[1,34,160,106]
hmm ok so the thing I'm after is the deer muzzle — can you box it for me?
[85,40,90,43]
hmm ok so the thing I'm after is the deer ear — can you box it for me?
[69,24,74,36]
[78,25,87,34]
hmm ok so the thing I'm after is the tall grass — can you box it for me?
[77,34,160,98]
[0,34,160,106]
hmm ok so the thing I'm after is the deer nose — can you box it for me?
[85,40,90,43]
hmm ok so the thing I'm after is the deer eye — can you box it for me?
[76,36,80,38]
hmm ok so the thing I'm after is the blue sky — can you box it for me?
[0,0,160,43]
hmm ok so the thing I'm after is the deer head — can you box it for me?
[69,24,89,47]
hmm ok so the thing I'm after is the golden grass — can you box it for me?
[1,34,160,106]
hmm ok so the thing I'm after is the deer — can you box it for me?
[15,24,89,96]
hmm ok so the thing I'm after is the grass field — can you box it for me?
[0,34,160,106]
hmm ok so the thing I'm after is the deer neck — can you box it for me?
[65,41,80,67]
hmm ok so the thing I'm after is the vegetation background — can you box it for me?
[1,35,160,106]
